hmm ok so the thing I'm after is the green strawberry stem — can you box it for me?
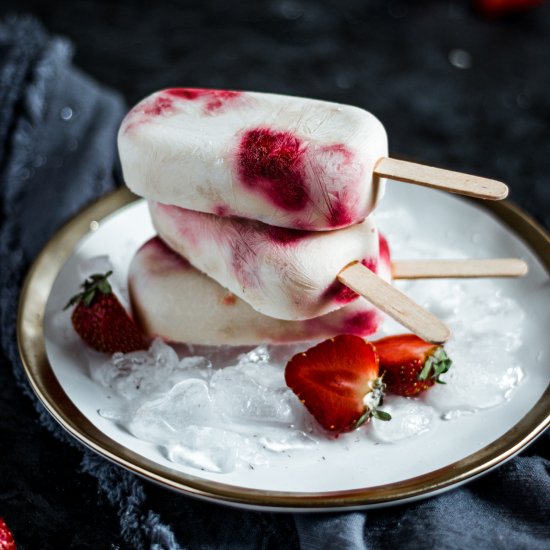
[355,377,392,427]
[418,346,452,384]
[64,271,113,310]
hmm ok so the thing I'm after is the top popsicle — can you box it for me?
[119,88,507,231]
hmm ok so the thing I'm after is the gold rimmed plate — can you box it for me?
[17,185,550,511]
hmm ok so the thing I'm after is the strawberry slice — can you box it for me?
[0,518,16,550]
[285,335,391,433]
[65,271,148,354]
[374,334,452,397]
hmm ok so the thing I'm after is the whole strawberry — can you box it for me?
[374,334,452,397]
[65,271,148,354]
[285,334,391,433]
[0,518,16,550]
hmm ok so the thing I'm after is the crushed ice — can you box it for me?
[92,342,316,473]
[82,221,527,473]
[376,221,526,421]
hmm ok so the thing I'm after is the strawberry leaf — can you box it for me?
[434,358,452,384]
[64,271,114,310]
[418,346,451,382]
[355,411,370,428]
[418,355,435,380]
[82,290,95,307]
[372,409,392,421]
[98,280,111,294]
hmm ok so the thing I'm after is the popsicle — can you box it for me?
[148,200,382,321]
[128,237,390,346]
[129,238,527,346]
[118,88,508,231]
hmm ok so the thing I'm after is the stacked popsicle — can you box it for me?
[119,88,523,346]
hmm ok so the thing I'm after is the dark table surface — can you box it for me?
[0,1,549,548]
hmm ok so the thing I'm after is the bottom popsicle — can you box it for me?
[129,237,392,346]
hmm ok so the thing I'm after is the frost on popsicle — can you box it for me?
[148,201,381,320]
[118,88,387,230]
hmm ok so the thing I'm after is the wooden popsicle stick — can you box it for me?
[392,258,528,279]
[337,263,451,344]
[374,157,508,201]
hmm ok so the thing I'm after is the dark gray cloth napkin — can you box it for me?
[0,16,548,550]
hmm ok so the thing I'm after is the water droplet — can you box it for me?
[471,233,481,243]
[277,0,303,20]
[68,138,79,151]
[60,106,73,121]
[336,72,355,90]
[20,168,30,180]
[35,154,47,167]
[448,49,472,70]
[90,221,100,231]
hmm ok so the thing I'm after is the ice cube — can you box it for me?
[370,397,433,443]
[127,379,214,443]
[426,323,525,415]
[235,360,286,391]
[91,339,177,399]
[389,276,527,418]
[166,426,241,473]
[237,345,270,366]
[210,364,297,425]
[426,357,525,415]
[177,355,213,381]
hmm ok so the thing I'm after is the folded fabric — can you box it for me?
[0,15,548,550]
[0,16,180,549]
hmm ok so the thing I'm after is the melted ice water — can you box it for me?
[85,202,527,474]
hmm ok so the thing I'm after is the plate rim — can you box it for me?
[16,187,550,510]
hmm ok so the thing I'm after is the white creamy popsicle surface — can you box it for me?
[129,237,391,346]
[119,88,388,231]
[149,201,383,321]
[117,89,516,344]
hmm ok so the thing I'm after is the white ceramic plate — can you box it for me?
[18,185,550,511]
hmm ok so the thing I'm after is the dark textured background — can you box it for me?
[2,0,549,228]
[0,0,549,548]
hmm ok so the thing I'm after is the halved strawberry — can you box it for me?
[285,335,391,433]
[374,334,452,397]
[65,271,148,354]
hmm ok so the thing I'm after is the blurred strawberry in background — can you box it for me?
[0,518,16,550]
[475,0,544,16]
